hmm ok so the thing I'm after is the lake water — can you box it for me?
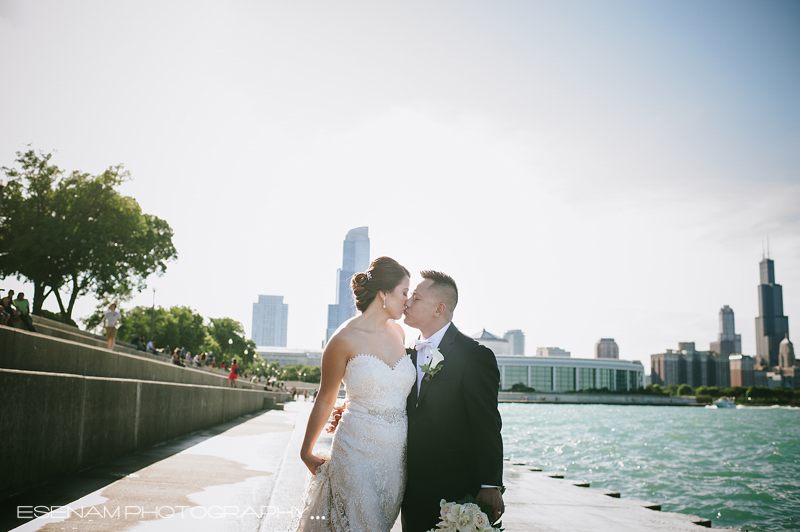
[501,403,800,532]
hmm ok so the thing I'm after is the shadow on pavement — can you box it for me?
[0,411,271,532]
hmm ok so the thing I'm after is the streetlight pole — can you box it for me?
[149,287,157,343]
[228,338,233,361]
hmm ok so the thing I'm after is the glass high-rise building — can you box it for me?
[326,227,370,342]
[755,258,790,368]
[251,295,288,347]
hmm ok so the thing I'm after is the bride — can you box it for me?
[292,256,416,532]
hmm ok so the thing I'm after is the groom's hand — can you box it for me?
[476,487,505,524]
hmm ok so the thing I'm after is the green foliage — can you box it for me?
[509,382,535,393]
[572,386,659,395]
[722,387,746,398]
[82,304,252,360]
[203,330,221,356]
[306,366,321,383]
[645,384,666,395]
[695,395,713,404]
[279,364,321,383]
[677,384,694,396]
[0,149,177,321]
[208,317,257,367]
[281,365,298,381]
[744,386,800,405]
[248,361,283,379]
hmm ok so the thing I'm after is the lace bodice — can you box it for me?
[343,354,415,419]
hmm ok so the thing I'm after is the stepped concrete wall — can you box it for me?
[0,323,291,497]
[0,326,262,390]
[29,315,161,360]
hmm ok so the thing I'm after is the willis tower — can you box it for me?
[755,257,790,368]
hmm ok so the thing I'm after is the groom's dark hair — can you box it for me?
[420,270,458,313]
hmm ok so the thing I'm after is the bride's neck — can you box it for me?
[354,309,391,333]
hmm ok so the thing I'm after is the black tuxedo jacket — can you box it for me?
[401,323,503,532]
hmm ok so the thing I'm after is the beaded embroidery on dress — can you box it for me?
[291,353,416,532]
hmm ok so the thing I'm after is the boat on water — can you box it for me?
[713,397,736,408]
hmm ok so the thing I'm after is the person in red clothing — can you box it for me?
[228,358,239,388]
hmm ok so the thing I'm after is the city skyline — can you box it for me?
[1,1,798,370]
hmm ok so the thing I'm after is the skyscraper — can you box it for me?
[710,305,741,357]
[778,336,795,369]
[594,338,619,359]
[755,258,790,368]
[251,295,288,347]
[326,227,370,342]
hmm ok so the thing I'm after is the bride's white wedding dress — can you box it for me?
[292,353,416,532]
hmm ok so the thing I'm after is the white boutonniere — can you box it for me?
[420,348,444,381]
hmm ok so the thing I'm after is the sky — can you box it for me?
[1,0,799,370]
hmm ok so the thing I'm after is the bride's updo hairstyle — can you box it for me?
[351,256,410,312]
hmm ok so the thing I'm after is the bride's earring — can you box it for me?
[382,296,386,309]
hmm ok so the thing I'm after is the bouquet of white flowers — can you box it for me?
[425,498,502,532]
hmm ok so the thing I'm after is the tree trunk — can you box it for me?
[53,288,67,318]
[32,281,46,314]
[65,275,80,322]
[32,281,57,314]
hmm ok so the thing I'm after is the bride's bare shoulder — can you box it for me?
[325,321,360,354]
[386,320,405,339]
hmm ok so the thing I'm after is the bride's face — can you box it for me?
[384,276,410,320]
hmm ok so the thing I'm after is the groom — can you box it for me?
[401,270,504,532]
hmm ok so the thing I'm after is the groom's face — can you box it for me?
[403,279,437,329]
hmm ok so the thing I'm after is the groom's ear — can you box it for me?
[433,302,447,317]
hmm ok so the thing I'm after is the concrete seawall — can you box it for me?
[0,368,287,498]
[500,392,702,405]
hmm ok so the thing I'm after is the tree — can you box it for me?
[208,317,257,367]
[677,384,694,396]
[0,149,177,321]
[86,305,208,354]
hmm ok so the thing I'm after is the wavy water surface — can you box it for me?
[501,404,800,532]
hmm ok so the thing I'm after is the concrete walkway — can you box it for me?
[5,400,719,532]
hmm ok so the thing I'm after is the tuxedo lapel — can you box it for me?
[407,347,419,408]
[416,323,459,406]
[437,323,459,359]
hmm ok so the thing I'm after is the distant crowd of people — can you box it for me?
[0,289,36,332]
[166,346,217,369]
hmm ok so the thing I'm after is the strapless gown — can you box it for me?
[291,353,416,532]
